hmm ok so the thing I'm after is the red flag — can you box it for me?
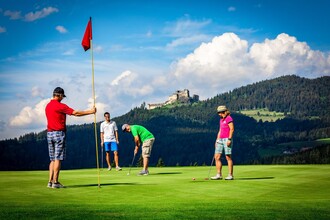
[82,18,92,51]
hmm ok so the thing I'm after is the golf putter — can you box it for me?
[127,153,136,176]
[206,156,215,180]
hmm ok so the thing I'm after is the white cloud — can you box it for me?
[108,70,154,97]
[67,97,108,125]
[24,7,59,22]
[164,17,212,37]
[31,86,44,98]
[171,32,330,97]
[3,7,58,22]
[56,25,67,33]
[4,10,22,20]
[8,97,107,130]
[171,33,250,81]
[166,34,210,50]
[250,33,330,77]
[9,99,50,128]
[111,70,132,86]
[0,26,6,33]
[162,17,214,51]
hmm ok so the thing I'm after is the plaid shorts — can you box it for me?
[215,138,233,155]
[47,131,66,161]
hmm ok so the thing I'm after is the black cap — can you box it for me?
[53,87,66,97]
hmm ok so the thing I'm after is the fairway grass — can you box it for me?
[1,165,329,219]
[239,108,286,122]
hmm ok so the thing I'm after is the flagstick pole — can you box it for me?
[90,37,101,188]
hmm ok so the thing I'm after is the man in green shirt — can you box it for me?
[122,124,155,175]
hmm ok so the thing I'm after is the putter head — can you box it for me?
[127,173,130,176]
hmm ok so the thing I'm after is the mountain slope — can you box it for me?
[1,75,329,170]
[209,75,330,118]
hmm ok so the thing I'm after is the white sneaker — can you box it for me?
[225,175,234,180]
[108,166,112,171]
[210,175,223,180]
[116,166,122,171]
[52,182,65,188]
[47,182,52,188]
[138,170,149,176]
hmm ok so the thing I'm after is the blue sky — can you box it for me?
[0,0,329,140]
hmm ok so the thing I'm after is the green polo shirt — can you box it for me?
[130,125,154,142]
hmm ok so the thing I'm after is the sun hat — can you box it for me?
[122,124,129,132]
[53,87,66,97]
[217,105,227,113]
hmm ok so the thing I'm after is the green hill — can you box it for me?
[1,75,329,170]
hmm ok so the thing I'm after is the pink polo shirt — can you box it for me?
[219,115,233,138]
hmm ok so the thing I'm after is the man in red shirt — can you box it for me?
[45,87,96,188]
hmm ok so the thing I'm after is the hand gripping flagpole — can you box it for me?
[82,17,100,188]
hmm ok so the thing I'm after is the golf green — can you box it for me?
[0,165,329,219]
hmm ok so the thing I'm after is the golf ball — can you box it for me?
[127,173,130,176]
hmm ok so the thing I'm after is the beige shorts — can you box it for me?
[142,138,155,158]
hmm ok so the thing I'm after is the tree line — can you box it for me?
[0,75,329,170]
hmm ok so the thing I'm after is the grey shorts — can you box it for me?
[142,138,155,158]
[47,131,66,161]
[215,138,233,155]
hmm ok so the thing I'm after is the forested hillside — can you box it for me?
[1,75,329,170]
[208,75,330,118]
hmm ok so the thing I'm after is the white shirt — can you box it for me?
[100,120,118,142]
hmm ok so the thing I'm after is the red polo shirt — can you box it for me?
[45,99,74,131]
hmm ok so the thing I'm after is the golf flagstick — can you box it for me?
[127,153,136,176]
[90,20,100,188]
[82,17,100,188]
[101,145,103,171]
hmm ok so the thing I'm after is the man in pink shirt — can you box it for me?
[211,105,235,180]
[45,87,96,188]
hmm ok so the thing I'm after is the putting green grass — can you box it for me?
[1,165,329,219]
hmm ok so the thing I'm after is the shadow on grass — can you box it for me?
[190,177,275,182]
[235,177,275,180]
[152,172,183,175]
[67,182,140,188]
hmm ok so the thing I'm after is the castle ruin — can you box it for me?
[147,89,199,110]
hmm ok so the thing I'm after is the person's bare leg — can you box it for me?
[49,161,54,183]
[143,157,149,171]
[106,152,111,169]
[226,155,233,176]
[53,160,61,183]
[214,153,222,176]
[114,151,119,167]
